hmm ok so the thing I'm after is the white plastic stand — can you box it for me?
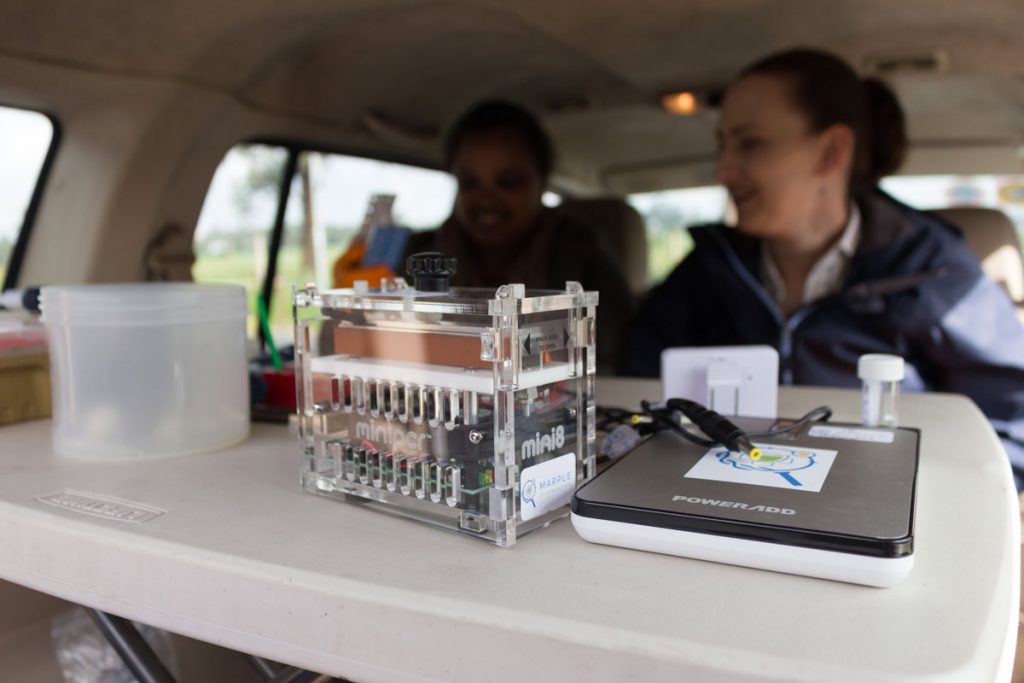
[661,345,779,418]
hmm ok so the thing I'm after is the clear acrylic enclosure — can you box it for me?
[294,273,598,547]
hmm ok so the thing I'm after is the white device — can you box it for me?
[570,514,914,588]
[572,420,919,588]
[661,345,778,418]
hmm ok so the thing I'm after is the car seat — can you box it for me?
[931,207,1024,321]
[556,197,649,295]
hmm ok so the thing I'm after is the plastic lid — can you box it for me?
[40,283,247,326]
[857,353,905,382]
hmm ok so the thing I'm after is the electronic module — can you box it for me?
[294,253,598,547]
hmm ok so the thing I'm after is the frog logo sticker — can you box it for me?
[685,444,838,493]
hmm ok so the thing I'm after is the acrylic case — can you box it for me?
[294,272,597,547]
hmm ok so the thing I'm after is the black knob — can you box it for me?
[406,252,457,292]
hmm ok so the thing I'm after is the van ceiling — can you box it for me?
[2,0,1023,190]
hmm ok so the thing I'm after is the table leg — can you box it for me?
[84,608,176,683]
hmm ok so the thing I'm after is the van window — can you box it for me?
[628,186,728,284]
[881,175,1024,244]
[630,176,1024,286]
[194,143,456,343]
[194,144,291,339]
[0,106,56,288]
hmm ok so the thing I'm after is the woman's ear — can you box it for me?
[816,124,855,177]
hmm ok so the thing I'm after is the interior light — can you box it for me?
[661,91,700,116]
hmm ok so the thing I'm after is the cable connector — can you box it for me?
[666,398,762,460]
[733,435,763,461]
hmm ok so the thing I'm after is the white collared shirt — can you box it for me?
[761,204,862,310]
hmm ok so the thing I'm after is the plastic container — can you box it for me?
[857,354,905,428]
[40,283,249,459]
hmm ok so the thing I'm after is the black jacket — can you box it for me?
[626,191,1024,487]
[404,209,635,374]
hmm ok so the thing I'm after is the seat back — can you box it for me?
[931,207,1024,311]
[557,197,648,295]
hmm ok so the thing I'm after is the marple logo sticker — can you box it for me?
[519,453,576,520]
[685,444,838,493]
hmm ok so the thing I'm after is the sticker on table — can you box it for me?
[520,453,576,521]
[807,424,895,443]
[35,490,165,523]
[685,444,838,492]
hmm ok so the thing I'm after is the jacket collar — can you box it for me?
[691,190,948,311]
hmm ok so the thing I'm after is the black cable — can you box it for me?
[744,405,833,439]
[665,398,760,457]
[595,406,642,433]
[597,399,833,454]
[640,400,716,447]
[603,398,834,452]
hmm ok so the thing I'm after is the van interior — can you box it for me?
[2,0,1024,680]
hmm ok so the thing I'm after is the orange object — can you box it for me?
[332,195,402,288]
[331,239,397,288]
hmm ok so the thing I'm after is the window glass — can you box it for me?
[194,145,457,344]
[268,151,456,340]
[628,186,728,285]
[628,175,1024,288]
[0,106,55,285]
[881,175,1024,245]
[194,144,290,339]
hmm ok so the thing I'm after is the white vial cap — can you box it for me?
[857,353,905,382]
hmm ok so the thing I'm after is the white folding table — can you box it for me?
[0,381,1017,682]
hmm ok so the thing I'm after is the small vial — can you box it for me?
[857,354,905,427]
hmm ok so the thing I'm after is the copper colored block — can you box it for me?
[333,327,490,369]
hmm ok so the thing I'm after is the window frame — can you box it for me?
[2,105,61,290]
[220,137,455,348]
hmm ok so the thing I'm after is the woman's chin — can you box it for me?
[735,219,774,238]
[464,224,532,249]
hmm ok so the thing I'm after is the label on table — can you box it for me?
[808,425,895,444]
[520,453,576,520]
[34,490,165,523]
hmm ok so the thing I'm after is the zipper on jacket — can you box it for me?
[778,306,819,385]
[709,230,820,385]
[705,228,945,387]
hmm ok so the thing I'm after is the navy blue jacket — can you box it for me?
[626,191,1024,487]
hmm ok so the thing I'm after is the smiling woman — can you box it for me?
[403,99,636,373]
[0,106,55,288]
[626,47,1024,489]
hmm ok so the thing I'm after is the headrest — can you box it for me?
[931,207,1024,303]
[558,198,648,294]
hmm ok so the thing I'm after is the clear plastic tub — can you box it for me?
[40,283,249,459]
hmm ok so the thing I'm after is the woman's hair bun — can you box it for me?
[862,77,908,184]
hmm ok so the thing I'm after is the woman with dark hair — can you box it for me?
[405,99,634,373]
[625,48,1024,487]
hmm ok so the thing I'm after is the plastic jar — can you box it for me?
[857,354,905,428]
[41,283,249,459]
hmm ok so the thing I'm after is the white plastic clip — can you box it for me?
[706,359,742,416]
